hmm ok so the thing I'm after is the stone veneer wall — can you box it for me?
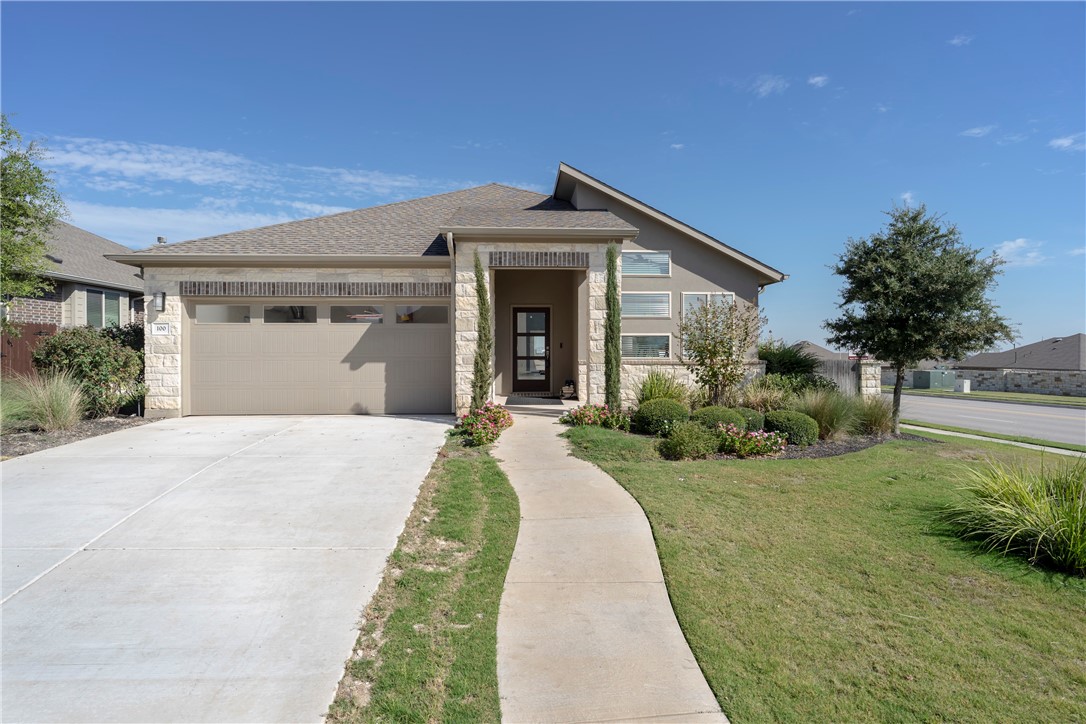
[620,360,766,408]
[453,241,609,414]
[7,283,62,326]
[858,361,881,398]
[142,265,452,418]
[954,368,1086,397]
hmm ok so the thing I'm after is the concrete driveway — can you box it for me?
[1,415,450,723]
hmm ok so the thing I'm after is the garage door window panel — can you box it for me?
[331,305,384,324]
[195,305,251,324]
[264,305,317,323]
[396,305,449,324]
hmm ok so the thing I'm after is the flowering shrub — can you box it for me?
[558,403,631,432]
[717,423,787,458]
[456,401,514,446]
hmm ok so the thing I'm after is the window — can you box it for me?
[263,305,317,323]
[395,305,449,324]
[682,292,735,317]
[86,289,121,328]
[621,334,671,359]
[622,250,670,276]
[194,304,250,324]
[331,305,384,324]
[621,292,670,318]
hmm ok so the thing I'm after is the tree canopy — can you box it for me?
[824,204,1014,427]
[1,115,66,334]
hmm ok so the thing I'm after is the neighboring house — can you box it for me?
[111,163,786,418]
[791,340,849,362]
[957,334,1085,371]
[5,220,144,329]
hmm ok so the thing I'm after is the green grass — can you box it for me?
[886,385,1086,408]
[563,426,1086,723]
[900,419,1086,454]
[327,441,519,723]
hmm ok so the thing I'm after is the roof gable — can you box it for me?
[552,163,786,285]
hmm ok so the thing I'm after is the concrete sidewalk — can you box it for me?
[494,401,726,723]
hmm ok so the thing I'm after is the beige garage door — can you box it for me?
[186,300,452,415]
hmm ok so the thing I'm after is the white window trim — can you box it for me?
[621,250,671,277]
[86,287,124,328]
[620,333,672,359]
[681,291,735,317]
[620,291,671,319]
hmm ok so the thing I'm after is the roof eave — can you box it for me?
[438,226,637,239]
[553,162,786,284]
[41,270,144,293]
[105,253,452,268]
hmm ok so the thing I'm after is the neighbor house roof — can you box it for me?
[118,184,567,260]
[552,163,787,285]
[42,220,143,292]
[958,334,1085,371]
[791,340,849,361]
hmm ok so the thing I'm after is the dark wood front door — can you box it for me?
[512,307,550,393]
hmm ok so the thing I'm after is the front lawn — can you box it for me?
[564,426,1086,722]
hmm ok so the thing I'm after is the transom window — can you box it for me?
[395,305,449,324]
[331,305,384,324]
[682,292,735,317]
[622,250,670,277]
[194,304,251,324]
[263,305,317,323]
[621,292,671,318]
[86,289,121,328]
[621,334,671,359]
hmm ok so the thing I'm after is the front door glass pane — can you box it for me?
[529,335,546,356]
[517,359,546,380]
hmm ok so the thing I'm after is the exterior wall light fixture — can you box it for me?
[153,292,166,312]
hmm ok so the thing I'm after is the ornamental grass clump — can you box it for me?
[558,403,631,432]
[790,388,856,440]
[635,370,689,406]
[3,372,85,432]
[852,395,895,437]
[942,458,1086,576]
[716,423,788,458]
[739,376,792,413]
[455,402,513,446]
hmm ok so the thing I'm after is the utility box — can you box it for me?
[913,370,957,390]
[954,379,971,393]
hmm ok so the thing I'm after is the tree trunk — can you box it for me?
[892,364,904,434]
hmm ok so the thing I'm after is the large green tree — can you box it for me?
[1,115,66,335]
[824,204,1014,431]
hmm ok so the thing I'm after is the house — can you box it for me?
[958,335,1085,371]
[791,340,849,362]
[110,163,786,418]
[2,221,144,375]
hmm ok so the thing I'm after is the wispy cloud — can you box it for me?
[670,143,685,151]
[960,125,997,138]
[900,191,916,207]
[1048,133,1085,152]
[948,34,974,47]
[873,103,890,113]
[996,133,1028,146]
[1069,246,1086,257]
[995,238,1050,267]
[807,75,829,88]
[752,74,789,98]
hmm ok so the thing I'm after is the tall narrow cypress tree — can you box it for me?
[604,243,622,409]
[471,250,493,410]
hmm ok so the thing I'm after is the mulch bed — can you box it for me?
[717,432,938,461]
[1,416,153,459]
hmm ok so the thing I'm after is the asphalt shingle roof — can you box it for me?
[442,206,637,232]
[131,184,619,258]
[43,221,143,291]
[959,334,1085,371]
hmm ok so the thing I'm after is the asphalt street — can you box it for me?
[895,394,1086,446]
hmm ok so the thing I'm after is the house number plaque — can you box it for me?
[151,322,171,336]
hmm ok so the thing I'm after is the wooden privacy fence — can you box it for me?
[817,358,860,395]
[1,323,57,377]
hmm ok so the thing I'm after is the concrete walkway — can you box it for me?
[494,401,726,723]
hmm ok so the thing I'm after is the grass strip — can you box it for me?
[900,418,1086,453]
[563,426,1086,722]
[327,440,519,723]
[885,386,1086,408]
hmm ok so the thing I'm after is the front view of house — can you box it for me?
[111,163,785,417]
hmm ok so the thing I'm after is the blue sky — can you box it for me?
[3,1,1083,349]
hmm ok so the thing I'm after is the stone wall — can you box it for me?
[859,361,881,398]
[6,284,62,326]
[141,265,452,418]
[954,368,1086,397]
[620,359,766,408]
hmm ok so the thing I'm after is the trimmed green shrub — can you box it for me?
[559,403,631,432]
[658,421,717,460]
[3,372,85,431]
[633,397,689,436]
[764,410,819,446]
[790,388,856,440]
[32,327,144,417]
[691,405,746,432]
[735,406,765,431]
[852,395,894,436]
[635,369,689,406]
[942,458,1085,576]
